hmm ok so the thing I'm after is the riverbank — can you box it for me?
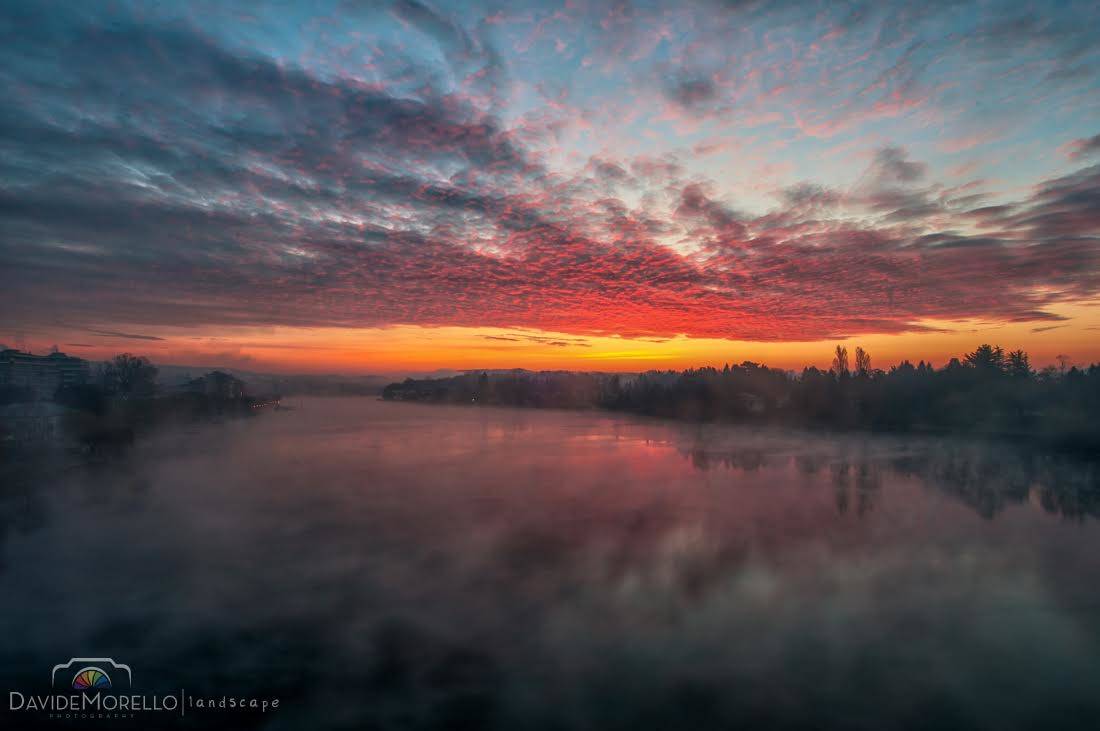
[382,361,1100,453]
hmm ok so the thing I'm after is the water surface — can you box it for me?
[2,398,1099,729]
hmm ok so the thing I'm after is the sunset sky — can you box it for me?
[2,0,1099,374]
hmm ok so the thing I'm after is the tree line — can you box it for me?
[383,344,1100,451]
[1,354,268,454]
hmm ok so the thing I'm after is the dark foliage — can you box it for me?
[383,346,1100,451]
[100,353,159,397]
[1,354,279,456]
[53,383,110,415]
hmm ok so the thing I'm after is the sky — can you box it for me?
[2,0,1099,374]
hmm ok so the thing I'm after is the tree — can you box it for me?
[101,353,158,397]
[832,345,850,377]
[855,347,872,378]
[1007,349,1031,379]
[964,344,1005,373]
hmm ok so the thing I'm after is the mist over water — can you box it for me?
[2,398,1100,729]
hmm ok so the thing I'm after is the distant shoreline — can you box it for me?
[382,346,1100,454]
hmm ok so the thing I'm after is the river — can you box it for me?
[1,397,1099,729]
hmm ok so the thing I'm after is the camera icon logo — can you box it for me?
[51,658,132,691]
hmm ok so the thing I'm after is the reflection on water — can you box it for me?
[2,398,1100,729]
[683,439,1100,521]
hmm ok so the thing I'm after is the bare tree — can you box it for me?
[855,347,871,377]
[101,353,158,397]
[832,345,849,377]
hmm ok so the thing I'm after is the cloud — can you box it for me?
[664,74,718,109]
[1,1,1098,347]
[870,146,927,185]
[675,184,746,239]
[89,330,166,341]
[1064,133,1100,161]
[388,0,507,107]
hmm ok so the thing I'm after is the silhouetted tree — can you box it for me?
[854,347,871,378]
[53,383,108,415]
[1007,349,1031,379]
[832,345,850,377]
[101,353,158,397]
[965,344,1005,373]
[381,345,1100,450]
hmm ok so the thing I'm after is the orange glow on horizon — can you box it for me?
[18,301,1100,376]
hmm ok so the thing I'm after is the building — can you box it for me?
[0,349,91,400]
[0,401,73,444]
[185,370,247,399]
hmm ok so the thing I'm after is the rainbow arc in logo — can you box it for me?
[72,667,112,690]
